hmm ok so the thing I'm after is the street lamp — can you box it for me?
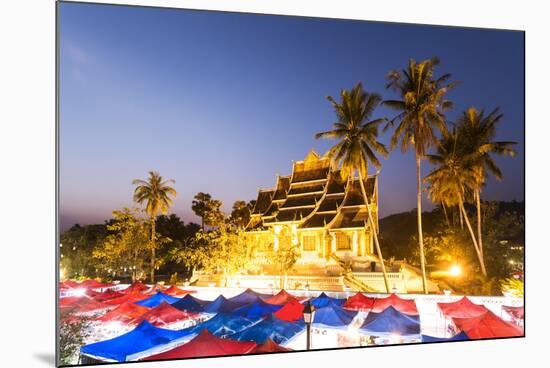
[303,301,315,350]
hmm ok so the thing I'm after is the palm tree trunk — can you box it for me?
[150,217,156,283]
[442,202,451,228]
[358,172,390,293]
[416,156,428,294]
[459,205,464,229]
[458,198,487,277]
[475,190,484,265]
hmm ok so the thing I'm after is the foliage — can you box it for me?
[173,221,252,284]
[58,313,91,366]
[169,272,180,285]
[92,208,151,281]
[230,200,252,229]
[60,224,107,279]
[265,226,300,278]
[501,277,524,298]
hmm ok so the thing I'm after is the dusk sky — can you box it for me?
[59,3,524,231]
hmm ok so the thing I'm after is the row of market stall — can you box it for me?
[58,280,524,363]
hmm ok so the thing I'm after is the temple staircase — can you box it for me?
[330,254,377,292]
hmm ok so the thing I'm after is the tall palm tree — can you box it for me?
[383,57,455,294]
[425,129,486,275]
[133,171,177,283]
[456,107,517,269]
[315,82,391,293]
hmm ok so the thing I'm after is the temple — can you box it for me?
[193,150,439,293]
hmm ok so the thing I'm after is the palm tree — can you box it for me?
[133,171,177,283]
[315,82,390,293]
[383,57,455,294]
[425,129,486,275]
[456,107,516,269]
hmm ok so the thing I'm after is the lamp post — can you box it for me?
[303,301,315,350]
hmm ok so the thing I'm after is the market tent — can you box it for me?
[371,294,419,315]
[437,297,488,318]
[146,284,168,294]
[452,310,523,339]
[189,312,263,337]
[93,289,125,302]
[228,288,272,304]
[312,303,357,329]
[422,331,470,343]
[359,306,421,337]
[164,285,195,297]
[102,292,149,306]
[249,338,292,353]
[502,305,524,321]
[231,299,283,319]
[172,294,209,313]
[273,300,305,322]
[343,293,376,311]
[80,279,114,290]
[310,292,345,309]
[130,301,198,327]
[203,295,244,314]
[229,314,304,345]
[60,296,112,314]
[264,290,298,305]
[80,321,191,362]
[96,302,150,324]
[60,296,85,307]
[142,330,257,361]
[134,292,180,308]
[121,281,149,294]
[61,280,80,289]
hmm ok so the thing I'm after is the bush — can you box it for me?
[59,313,91,365]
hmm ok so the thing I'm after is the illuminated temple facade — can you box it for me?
[245,149,378,263]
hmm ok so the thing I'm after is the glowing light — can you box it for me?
[449,265,461,277]
[73,288,86,297]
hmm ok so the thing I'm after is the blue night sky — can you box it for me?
[59,2,524,230]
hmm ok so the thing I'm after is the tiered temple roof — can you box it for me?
[246,150,378,232]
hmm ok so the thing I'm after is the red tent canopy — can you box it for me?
[273,300,304,322]
[438,297,488,318]
[249,338,292,354]
[96,302,150,324]
[129,301,198,327]
[122,281,149,294]
[371,294,418,315]
[143,330,257,361]
[102,292,149,306]
[453,310,523,339]
[80,279,114,290]
[93,289,125,302]
[164,285,195,297]
[146,284,168,294]
[60,296,112,314]
[343,293,376,311]
[60,296,84,307]
[502,305,524,320]
[60,280,80,289]
[264,290,298,305]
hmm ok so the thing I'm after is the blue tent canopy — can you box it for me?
[422,331,469,343]
[229,314,305,345]
[310,292,345,309]
[134,292,180,308]
[312,303,357,328]
[360,306,421,337]
[228,288,272,305]
[188,312,263,337]
[80,321,191,362]
[171,294,208,313]
[231,299,283,319]
[203,295,243,314]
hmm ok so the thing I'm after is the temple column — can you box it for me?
[352,231,358,255]
[331,232,336,254]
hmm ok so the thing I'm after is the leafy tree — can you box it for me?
[384,57,455,293]
[60,224,107,279]
[501,278,524,298]
[265,226,300,289]
[230,200,252,229]
[173,222,251,286]
[315,82,391,293]
[92,208,151,281]
[133,171,177,283]
[192,192,212,230]
[203,199,225,227]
